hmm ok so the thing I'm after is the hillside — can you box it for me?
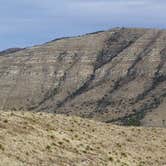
[0,28,165,126]
[0,111,166,166]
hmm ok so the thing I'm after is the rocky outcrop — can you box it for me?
[0,28,165,127]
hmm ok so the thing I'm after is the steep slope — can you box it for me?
[0,28,165,126]
[0,111,166,166]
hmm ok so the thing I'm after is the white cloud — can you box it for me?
[1,0,166,50]
[68,0,165,13]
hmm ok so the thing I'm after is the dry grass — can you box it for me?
[0,111,166,166]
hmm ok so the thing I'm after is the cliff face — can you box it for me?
[0,28,165,126]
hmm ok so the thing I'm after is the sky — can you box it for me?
[0,0,166,50]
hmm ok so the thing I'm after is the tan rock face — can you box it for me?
[0,28,165,126]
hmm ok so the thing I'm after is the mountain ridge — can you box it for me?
[0,28,165,127]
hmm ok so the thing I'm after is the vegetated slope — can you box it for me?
[0,28,165,127]
[0,111,166,166]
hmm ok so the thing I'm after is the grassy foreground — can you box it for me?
[0,111,166,166]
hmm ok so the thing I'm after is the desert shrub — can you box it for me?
[52,142,56,146]
[123,110,145,126]
[108,156,114,161]
[162,120,165,126]
[82,150,87,153]
[121,162,129,166]
[126,138,133,142]
[3,119,8,123]
[46,145,51,150]
[74,134,78,138]
[0,144,4,151]
[26,152,29,156]
[92,129,95,132]
[125,116,141,126]
[121,152,127,157]
[70,129,74,132]
[63,138,70,143]
[58,141,63,145]
[116,143,122,148]
[50,135,55,139]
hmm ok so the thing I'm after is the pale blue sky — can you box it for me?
[0,0,166,50]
